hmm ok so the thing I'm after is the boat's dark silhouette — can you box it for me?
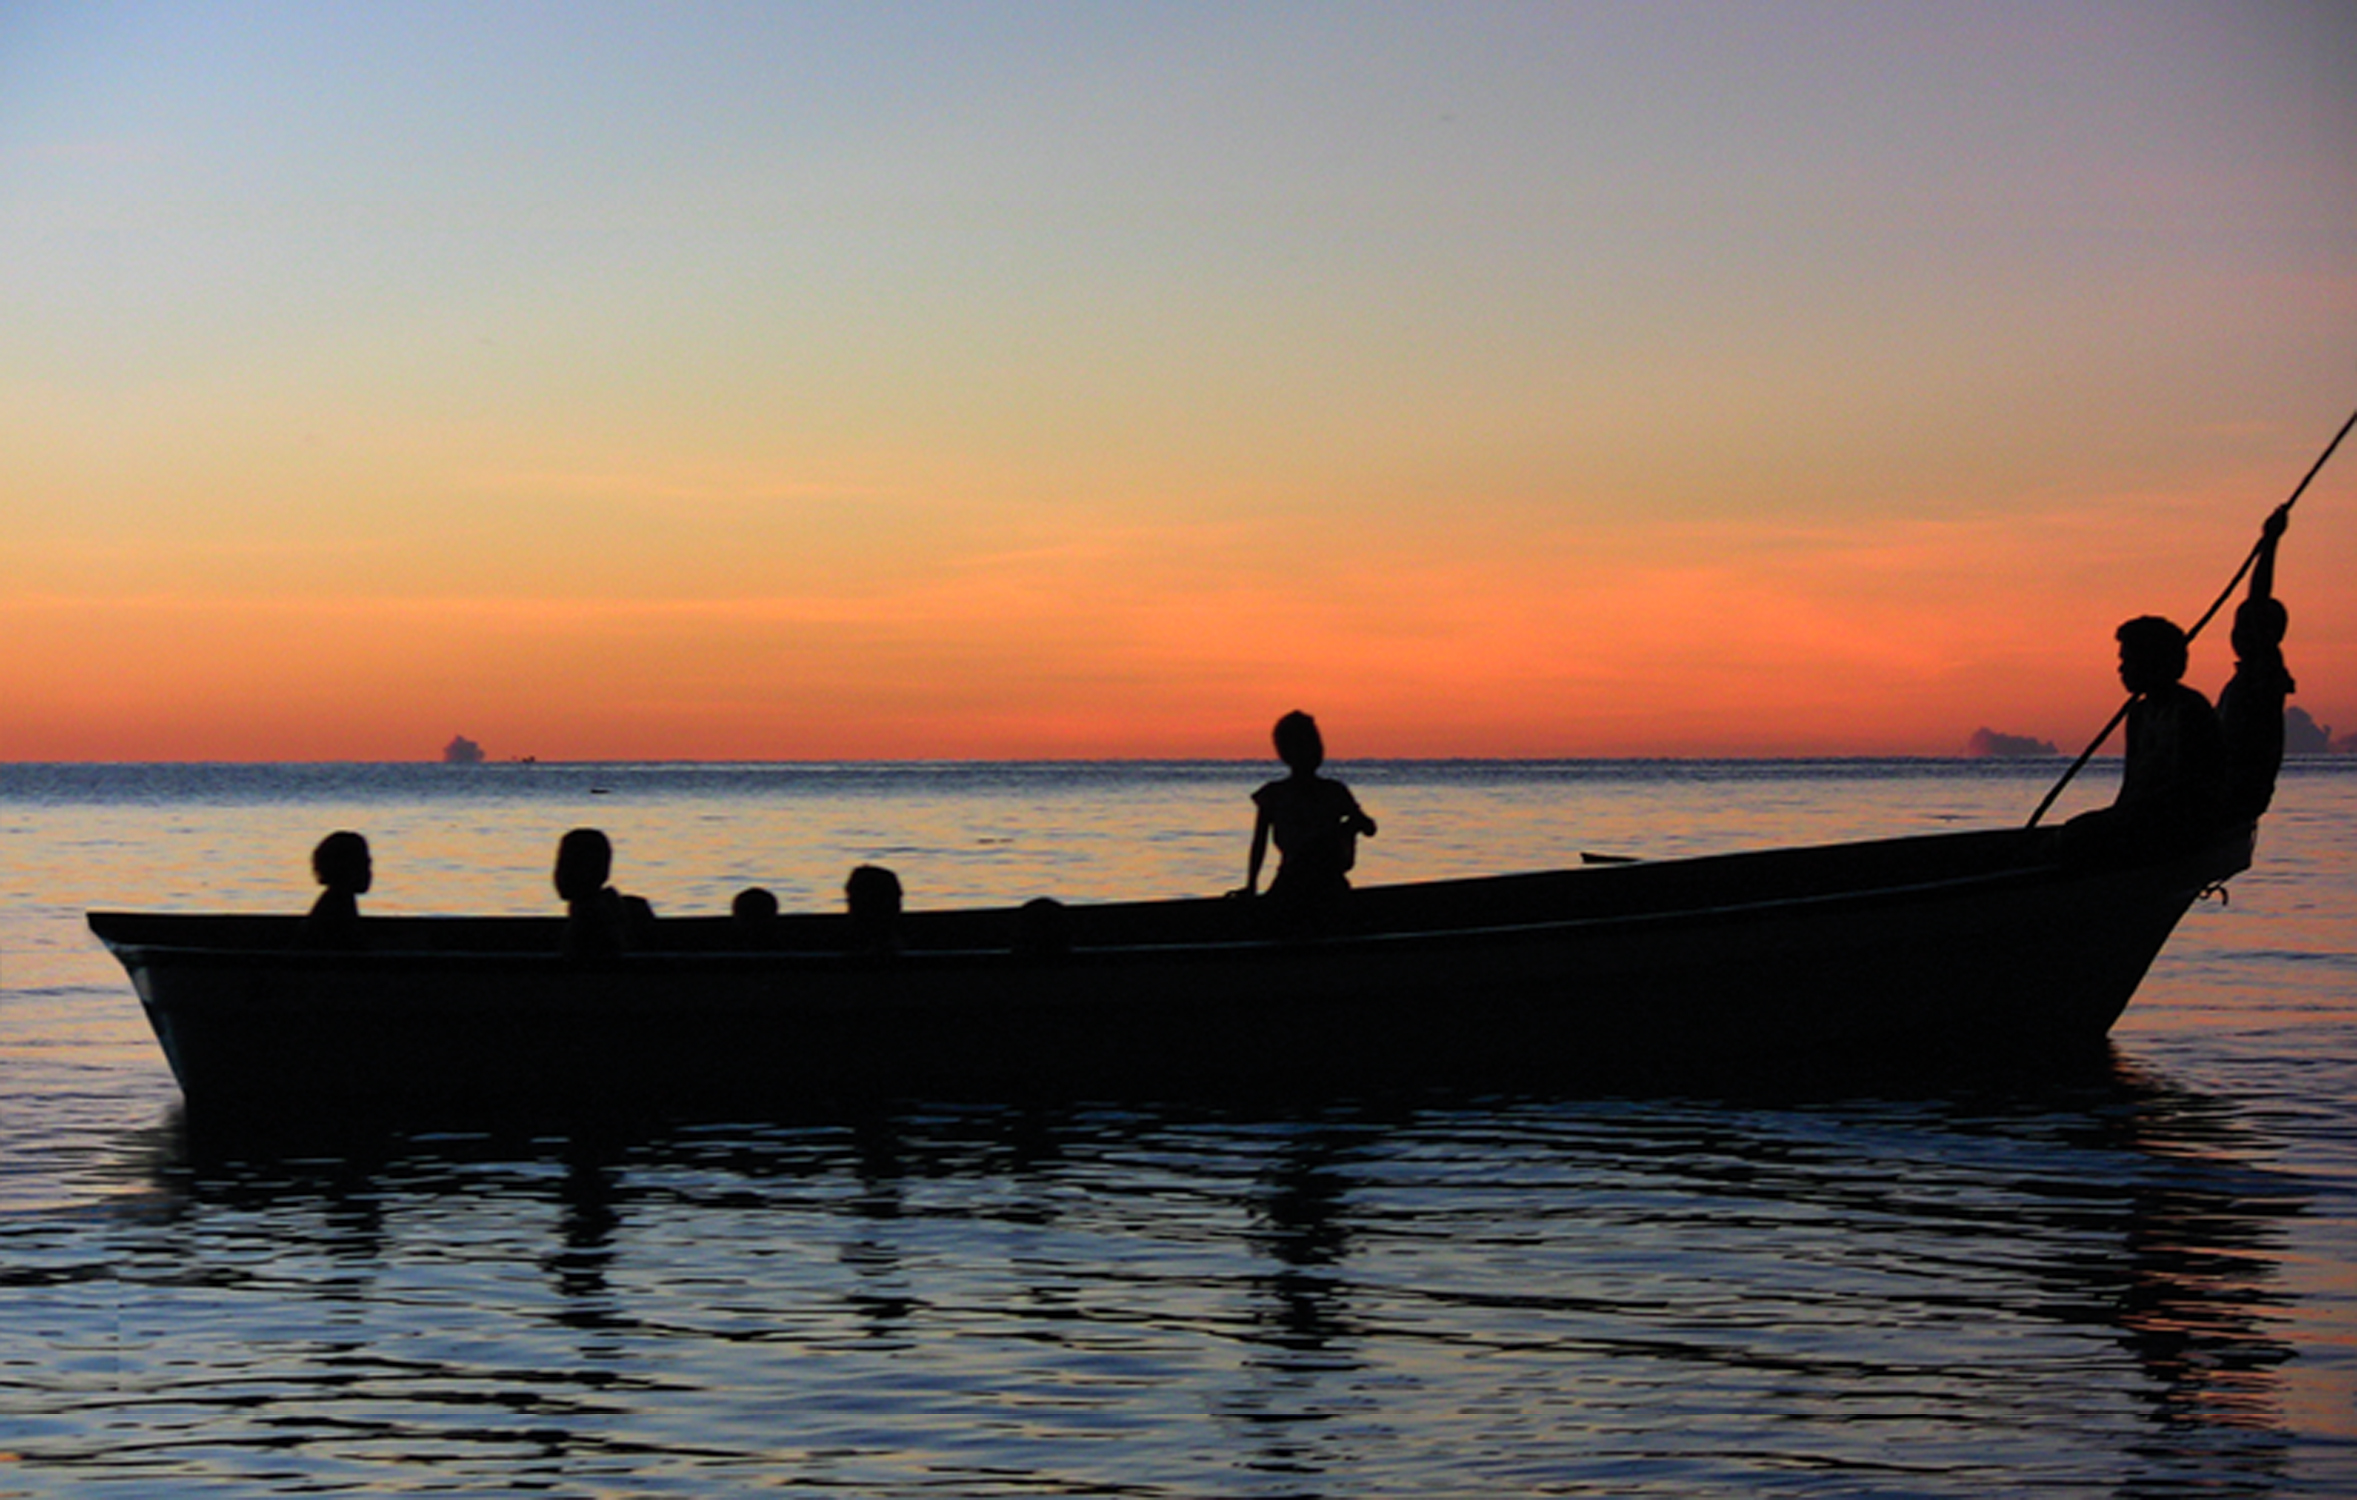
[90,818,2251,1126]
[87,406,2351,1130]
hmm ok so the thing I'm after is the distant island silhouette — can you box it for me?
[1970,709,2347,762]
[2285,706,2354,755]
[1966,727,2060,758]
[443,735,486,766]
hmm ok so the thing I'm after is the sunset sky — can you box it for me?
[4,1,2352,760]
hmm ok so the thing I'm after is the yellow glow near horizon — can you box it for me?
[8,481,2349,761]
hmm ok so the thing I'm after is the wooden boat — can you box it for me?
[89,822,2253,1123]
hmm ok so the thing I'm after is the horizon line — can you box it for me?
[2,751,2165,768]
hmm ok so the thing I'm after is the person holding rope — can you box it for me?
[2217,503,2296,820]
[2033,404,2350,847]
[2061,500,2301,861]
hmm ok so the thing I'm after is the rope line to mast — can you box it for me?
[2025,403,2357,829]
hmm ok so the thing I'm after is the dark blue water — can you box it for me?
[4,760,2353,1495]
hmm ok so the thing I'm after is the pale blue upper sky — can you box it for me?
[11,3,2346,491]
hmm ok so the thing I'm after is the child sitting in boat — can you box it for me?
[845,864,903,957]
[297,830,371,949]
[1238,711,1378,910]
[731,886,781,949]
[554,828,653,961]
[2062,616,2228,863]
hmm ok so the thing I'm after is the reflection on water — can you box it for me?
[0,1057,2322,1497]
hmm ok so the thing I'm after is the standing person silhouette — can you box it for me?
[2218,503,2296,820]
[1238,711,1378,913]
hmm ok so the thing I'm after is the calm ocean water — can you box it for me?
[3,758,2353,1497]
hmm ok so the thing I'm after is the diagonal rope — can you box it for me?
[2025,403,2357,829]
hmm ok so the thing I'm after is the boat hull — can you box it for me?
[90,826,2251,1122]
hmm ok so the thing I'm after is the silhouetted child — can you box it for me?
[2062,617,2226,863]
[845,864,903,957]
[2219,504,2295,820]
[297,830,371,949]
[731,886,781,949]
[1012,896,1072,963]
[554,828,652,961]
[1239,711,1377,909]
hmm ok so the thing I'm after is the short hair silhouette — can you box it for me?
[298,831,371,949]
[845,864,901,918]
[1273,709,1324,771]
[730,886,780,950]
[845,864,903,955]
[553,828,613,904]
[554,828,634,962]
[2115,616,2188,686]
[311,831,372,894]
[2231,596,2289,655]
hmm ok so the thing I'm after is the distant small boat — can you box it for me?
[88,822,2253,1124]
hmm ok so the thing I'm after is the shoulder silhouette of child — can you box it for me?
[731,886,781,949]
[2062,616,2227,863]
[1239,711,1377,905]
[297,830,371,949]
[844,864,903,957]
[2112,616,2227,832]
[554,828,653,961]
